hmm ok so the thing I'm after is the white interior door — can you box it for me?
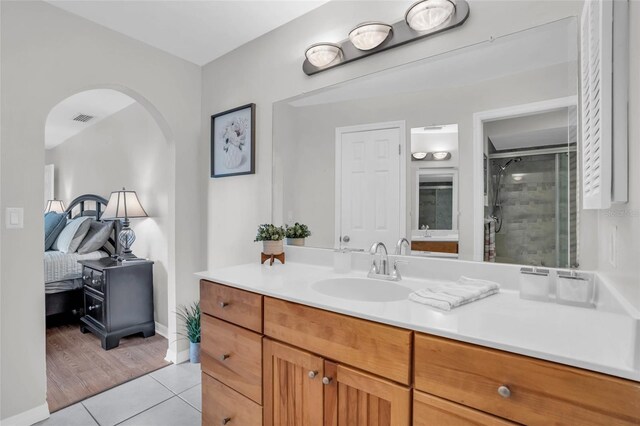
[337,125,404,251]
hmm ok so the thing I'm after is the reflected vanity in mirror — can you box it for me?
[273,17,580,268]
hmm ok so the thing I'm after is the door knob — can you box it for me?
[342,235,350,243]
[322,377,333,385]
[308,371,318,379]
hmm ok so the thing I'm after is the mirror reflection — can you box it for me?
[273,18,579,268]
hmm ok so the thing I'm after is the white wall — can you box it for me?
[203,0,584,270]
[45,102,171,327]
[0,1,203,421]
[596,2,640,310]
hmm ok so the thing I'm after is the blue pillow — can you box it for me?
[44,212,67,250]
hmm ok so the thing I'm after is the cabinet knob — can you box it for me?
[221,418,231,425]
[219,301,229,308]
[322,377,333,385]
[497,385,511,398]
[220,354,230,361]
[83,275,89,280]
[92,279,98,285]
[88,304,101,311]
[308,371,317,379]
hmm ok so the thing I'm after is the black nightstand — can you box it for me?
[79,257,155,350]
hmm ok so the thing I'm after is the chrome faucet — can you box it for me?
[395,238,410,255]
[369,242,389,276]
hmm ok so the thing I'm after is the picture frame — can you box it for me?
[211,103,256,178]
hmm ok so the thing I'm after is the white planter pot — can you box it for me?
[263,240,284,255]
[286,238,305,246]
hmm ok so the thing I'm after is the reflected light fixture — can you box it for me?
[412,152,428,160]
[349,22,393,51]
[432,151,451,160]
[45,199,66,213]
[406,0,456,32]
[305,43,342,67]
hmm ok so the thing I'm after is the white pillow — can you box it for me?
[52,217,93,253]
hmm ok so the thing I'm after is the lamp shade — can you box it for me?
[349,22,393,51]
[101,188,148,220]
[305,43,342,67]
[45,200,66,213]
[405,0,456,32]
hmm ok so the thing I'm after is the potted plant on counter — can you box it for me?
[255,224,286,254]
[177,302,201,363]
[285,222,311,246]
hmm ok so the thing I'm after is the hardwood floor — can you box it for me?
[46,321,170,413]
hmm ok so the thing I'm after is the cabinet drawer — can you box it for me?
[202,314,262,404]
[264,297,412,385]
[203,373,262,426]
[411,241,458,253]
[414,391,515,426]
[414,333,640,425]
[200,280,263,333]
[84,291,105,329]
[83,267,104,294]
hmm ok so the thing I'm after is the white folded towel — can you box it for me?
[409,276,500,311]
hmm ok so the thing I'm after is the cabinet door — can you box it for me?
[263,339,324,426]
[324,361,410,426]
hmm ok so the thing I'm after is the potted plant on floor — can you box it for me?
[285,222,311,246]
[177,302,201,363]
[255,224,286,254]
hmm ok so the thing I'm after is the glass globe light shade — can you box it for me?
[405,0,456,32]
[305,43,342,67]
[349,22,393,51]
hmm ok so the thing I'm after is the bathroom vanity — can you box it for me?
[197,251,640,425]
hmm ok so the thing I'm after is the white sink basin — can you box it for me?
[311,277,412,302]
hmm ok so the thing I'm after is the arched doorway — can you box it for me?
[43,86,176,412]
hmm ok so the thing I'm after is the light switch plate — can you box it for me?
[5,208,24,229]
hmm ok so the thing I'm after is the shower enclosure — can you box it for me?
[488,149,577,268]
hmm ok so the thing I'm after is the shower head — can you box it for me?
[498,157,522,172]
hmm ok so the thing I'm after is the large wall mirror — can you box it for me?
[273,17,580,268]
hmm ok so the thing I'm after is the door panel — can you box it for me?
[340,127,402,250]
[324,361,410,426]
[264,339,324,426]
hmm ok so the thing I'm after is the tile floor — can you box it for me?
[37,362,201,426]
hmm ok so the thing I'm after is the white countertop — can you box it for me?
[196,260,639,382]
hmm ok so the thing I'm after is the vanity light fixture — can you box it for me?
[412,152,429,160]
[349,22,393,51]
[303,0,469,75]
[305,43,342,68]
[431,151,451,160]
[405,0,456,32]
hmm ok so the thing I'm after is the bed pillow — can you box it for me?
[44,212,67,251]
[77,221,113,254]
[52,216,92,253]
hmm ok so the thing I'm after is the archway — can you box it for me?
[43,85,177,412]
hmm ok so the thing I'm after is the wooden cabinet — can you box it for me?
[414,333,640,426]
[263,338,410,426]
[200,279,640,426]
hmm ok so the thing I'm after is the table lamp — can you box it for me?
[101,188,148,259]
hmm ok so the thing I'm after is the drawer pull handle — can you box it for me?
[92,279,99,285]
[219,302,229,308]
[220,354,230,361]
[498,385,511,398]
[322,376,333,385]
[83,275,89,280]
[221,418,231,425]
[308,371,318,379]
[88,304,101,311]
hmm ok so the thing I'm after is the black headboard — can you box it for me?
[65,194,122,256]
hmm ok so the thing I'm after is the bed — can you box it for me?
[45,194,122,318]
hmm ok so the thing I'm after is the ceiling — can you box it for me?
[45,89,136,149]
[45,0,329,65]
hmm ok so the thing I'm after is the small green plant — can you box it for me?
[176,302,200,344]
[285,222,312,239]
[254,224,285,241]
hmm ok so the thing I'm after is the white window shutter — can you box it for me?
[580,0,613,210]
[580,0,628,210]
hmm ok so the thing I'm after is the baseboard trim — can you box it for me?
[155,322,168,338]
[164,347,190,364]
[0,402,49,426]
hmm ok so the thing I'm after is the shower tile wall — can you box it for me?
[419,188,453,230]
[492,154,570,267]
